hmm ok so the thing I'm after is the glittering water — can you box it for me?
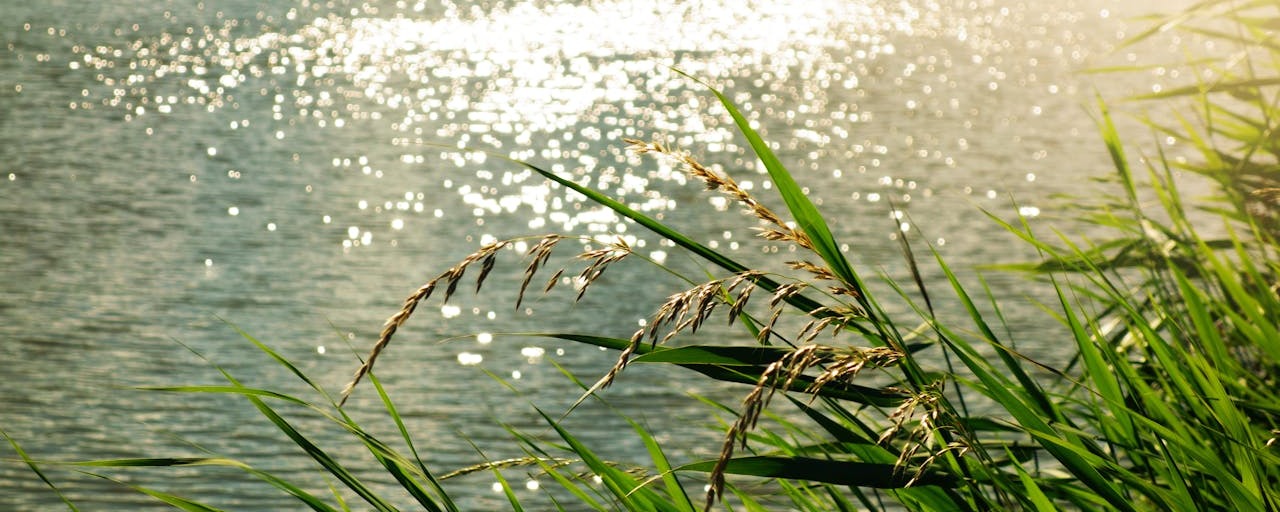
[2,0,1184,509]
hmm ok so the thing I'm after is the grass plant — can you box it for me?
[5,2,1280,510]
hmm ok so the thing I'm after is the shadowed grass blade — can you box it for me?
[631,345,797,365]
[677,456,956,488]
[542,335,908,405]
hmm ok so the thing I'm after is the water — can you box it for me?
[1,0,1183,509]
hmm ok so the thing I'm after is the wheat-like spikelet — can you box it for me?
[1251,187,1280,203]
[572,237,632,301]
[343,233,637,406]
[798,305,868,342]
[626,137,813,250]
[877,382,967,486]
[340,241,508,405]
[439,456,575,480]
[756,308,783,343]
[725,277,758,324]
[594,281,727,394]
[808,346,902,392]
[787,260,837,281]
[587,272,767,395]
[517,234,564,309]
[768,281,809,309]
[704,344,901,510]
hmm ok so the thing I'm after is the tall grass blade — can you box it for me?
[68,457,340,512]
[369,371,456,512]
[533,408,678,511]
[678,456,956,488]
[627,417,696,511]
[489,468,525,512]
[81,472,225,512]
[672,69,863,297]
[3,429,81,512]
[544,335,909,405]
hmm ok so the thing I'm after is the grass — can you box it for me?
[5,2,1280,510]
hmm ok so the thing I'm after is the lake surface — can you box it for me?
[1,0,1186,509]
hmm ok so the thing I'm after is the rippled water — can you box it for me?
[2,0,1186,509]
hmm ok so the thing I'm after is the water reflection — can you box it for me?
[15,0,1118,252]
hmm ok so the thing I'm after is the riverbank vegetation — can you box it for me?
[7,1,1280,510]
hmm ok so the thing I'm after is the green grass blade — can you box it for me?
[2,428,81,512]
[674,69,862,296]
[500,429,610,511]
[627,417,696,512]
[241,395,398,512]
[677,456,956,488]
[70,457,340,512]
[534,408,679,512]
[935,327,1138,511]
[1132,77,1280,100]
[224,319,336,403]
[631,345,797,365]
[543,335,907,405]
[138,385,312,405]
[1008,452,1057,512]
[202,369,400,512]
[369,371,455,512]
[489,468,525,512]
[681,363,908,406]
[81,472,225,512]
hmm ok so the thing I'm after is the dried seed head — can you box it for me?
[757,308,783,343]
[1251,188,1280,203]
[340,239,507,405]
[788,260,837,281]
[627,136,812,252]
[769,281,809,309]
[726,285,755,325]
[829,286,861,298]
[588,328,646,392]
[443,267,464,302]
[880,384,944,446]
[341,272,445,405]
[875,382,965,489]
[708,344,890,509]
[808,346,903,394]
[517,235,564,309]
[757,226,814,250]
[475,251,498,293]
[570,237,632,302]
[543,268,565,294]
[440,456,574,480]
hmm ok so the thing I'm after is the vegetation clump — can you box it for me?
[6,2,1279,510]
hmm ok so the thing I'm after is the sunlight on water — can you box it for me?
[19,0,1128,258]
